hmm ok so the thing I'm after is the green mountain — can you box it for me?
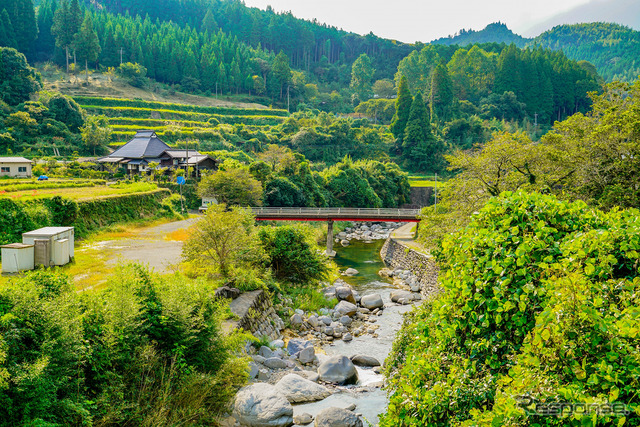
[431,22,530,48]
[532,22,640,82]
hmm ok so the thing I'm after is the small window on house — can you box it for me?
[0,167,9,173]
[18,166,27,173]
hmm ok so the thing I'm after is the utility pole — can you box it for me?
[287,85,290,113]
[119,47,124,65]
[434,173,438,214]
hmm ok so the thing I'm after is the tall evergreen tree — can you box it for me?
[0,9,18,49]
[4,0,38,59]
[272,50,292,99]
[52,0,74,73]
[74,12,100,81]
[350,52,374,103]
[35,0,57,60]
[390,75,412,146]
[403,91,444,172]
[429,63,454,122]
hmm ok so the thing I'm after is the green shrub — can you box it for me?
[258,224,328,284]
[43,196,78,225]
[382,191,640,426]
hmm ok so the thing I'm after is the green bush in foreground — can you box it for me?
[382,191,640,426]
[0,265,249,426]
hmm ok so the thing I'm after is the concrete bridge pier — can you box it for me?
[325,219,336,257]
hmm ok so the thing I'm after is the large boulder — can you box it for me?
[264,357,287,369]
[390,289,414,303]
[314,407,363,427]
[298,346,316,364]
[233,383,293,427]
[318,355,358,385]
[350,355,381,367]
[287,338,313,356]
[343,268,359,276]
[275,374,331,403]
[334,301,357,317]
[359,294,383,310]
[335,286,356,304]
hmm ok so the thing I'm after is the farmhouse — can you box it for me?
[98,130,218,175]
[0,157,33,178]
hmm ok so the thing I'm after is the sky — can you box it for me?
[241,0,594,43]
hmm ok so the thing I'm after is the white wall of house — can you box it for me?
[0,158,32,178]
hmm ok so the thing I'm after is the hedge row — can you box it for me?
[73,96,289,117]
[108,117,213,128]
[158,183,200,210]
[74,189,174,236]
[0,190,176,255]
[0,180,102,193]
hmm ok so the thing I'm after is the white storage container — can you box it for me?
[1,243,35,273]
[22,227,75,267]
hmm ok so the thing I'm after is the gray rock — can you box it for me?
[314,407,363,427]
[248,362,260,379]
[275,374,331,403]
[319,315,332,326]
[390,289,413,303]
[340,240,350,247]
[343,268,359,276]
[290,313,304,326]
[298,346,316,365]
[339,315,352,326]
[318,355,358,385]
[360,294,383,309]
[342,333,352,342]
[334,301,357,317]
[214,286,241,300]
[233,383,293,427]
[259,346,274,358]
[300,370,320,382]
[272,339,285,348]
[345,404,357,411]
[252,355,266,364]
[258,369,270,381]
[350,355,380,367]
[335,286,356,304]
[307,315,319,328]
[295,412,314,425]
[264,357,287,369]
[288,338,313,356]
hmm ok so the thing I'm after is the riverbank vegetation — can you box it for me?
[383,191,640,426]
[385,74,640,425]
[0,265,249,426]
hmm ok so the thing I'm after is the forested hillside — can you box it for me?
[532,22,640,82]
[0,0,604,173]
[431,22,529,48]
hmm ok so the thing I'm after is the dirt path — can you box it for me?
[390,222,430,254]
[72,217,200,290]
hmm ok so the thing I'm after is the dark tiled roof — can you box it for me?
[163,150,202,158]
[108,130,171,159]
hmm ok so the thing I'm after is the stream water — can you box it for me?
[293,240,414,426]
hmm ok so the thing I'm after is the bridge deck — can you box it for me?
[251,207,421,222]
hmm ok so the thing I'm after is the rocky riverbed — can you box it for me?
[224,238,427,427]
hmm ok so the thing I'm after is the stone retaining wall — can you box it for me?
[236,290,285,340]
[380,238,440,298]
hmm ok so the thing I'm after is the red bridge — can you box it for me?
[251,207,421,256]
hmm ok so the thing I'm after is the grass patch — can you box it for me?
[1,181,157,201]
[409,180,439,188]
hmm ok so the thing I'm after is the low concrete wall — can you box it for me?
[401,187,433,209]
[380,238,440,298]
[234,290,285,340]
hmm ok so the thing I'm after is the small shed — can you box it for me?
[22,227,75,267]
[0,157,33,177]
[1,243,35,273]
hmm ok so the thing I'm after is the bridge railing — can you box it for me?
[250,207,421,218]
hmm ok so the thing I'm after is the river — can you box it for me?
[293,239,415,426]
